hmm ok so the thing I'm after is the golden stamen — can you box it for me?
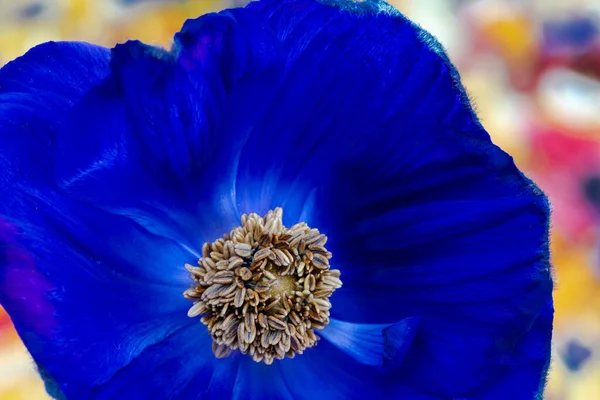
[184,207,342,365]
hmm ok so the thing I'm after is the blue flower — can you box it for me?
[0,0,553,399]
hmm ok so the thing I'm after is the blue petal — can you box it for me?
[0,41,109,188]
[219,0,488,223]
[92,323,240,400]
[319,318,390,366]
[54,40,234,251]
[382,317,421,370]
[232,358,294,400]
[0,42,198,397]
[323,185,551,396]
[0,203,196,398]
[55,8,286,249]
[319,317,419,369]
[277,336,445,400]
[315,302,550,400]
[0,41,193,287]
[278,338,393,400]
[470,301,553,400]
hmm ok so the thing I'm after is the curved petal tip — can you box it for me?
[382,316,421,370]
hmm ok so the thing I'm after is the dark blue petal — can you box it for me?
[92,323,240,400]
[278,338,391,400]
[323,185,551,396]
[319,317,419,368]
[54,40,232,251]
[317,302,550,400]
[319,319,390,366]
[216,0,488,223]
[93,323,295,400]
[0,203,196,398]
[0,41,109,188]
[277,336,445,400]
[469,301,553,400]
[0,42,199,397]
[382,317,420,370]
[232,358,294,400]
[174,7,283,96]
[0,41,194,287]
[55,9,286,249]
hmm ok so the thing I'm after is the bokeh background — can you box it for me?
[0,0,599,398]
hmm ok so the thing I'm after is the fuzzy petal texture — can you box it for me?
[0,0,553,399]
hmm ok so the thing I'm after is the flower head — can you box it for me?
[0,0,553,399]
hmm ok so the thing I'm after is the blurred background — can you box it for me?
[0,0,599,398]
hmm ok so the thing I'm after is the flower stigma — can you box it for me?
[184,208,343,365]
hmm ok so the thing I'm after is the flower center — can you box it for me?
[184,208,342,365]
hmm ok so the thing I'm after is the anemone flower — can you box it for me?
[0,0,553,399]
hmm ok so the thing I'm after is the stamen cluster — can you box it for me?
[184,208,342,364]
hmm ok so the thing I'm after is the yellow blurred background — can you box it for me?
[1,0,599,398]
